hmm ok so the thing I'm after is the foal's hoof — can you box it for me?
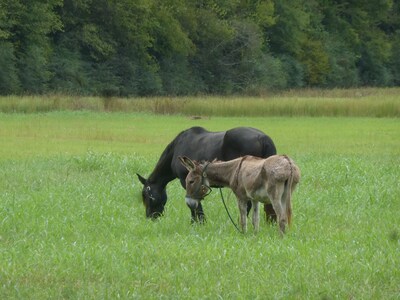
[190,216,206,224]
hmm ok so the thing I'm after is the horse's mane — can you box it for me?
[149,140,176,180]
[148,126,212,182]
[153,127,207,169]
[148,129,190,181]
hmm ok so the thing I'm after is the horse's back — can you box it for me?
[173,126,274,161]
[173,127,225,160]
[222,127,276,160]
[171,126,276,187]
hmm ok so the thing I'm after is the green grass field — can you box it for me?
[0,111,399,298]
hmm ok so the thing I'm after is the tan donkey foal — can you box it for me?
[179,155,300,234]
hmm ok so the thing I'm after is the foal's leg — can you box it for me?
[189,208,197,224]
[196,202,206,223]
[237,199,248,233]
[252,200,260,233]
[189,202,206,224]
[268,183,286,235]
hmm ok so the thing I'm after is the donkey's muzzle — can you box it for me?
[185,197,199,210]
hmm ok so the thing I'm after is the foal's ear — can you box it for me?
[136,173,147,185]
[178,156,196,171]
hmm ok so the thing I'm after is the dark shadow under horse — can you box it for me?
[137,126,277,222]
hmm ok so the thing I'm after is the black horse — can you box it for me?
[137,126,277,222]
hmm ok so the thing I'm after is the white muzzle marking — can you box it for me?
[185,197,199,209]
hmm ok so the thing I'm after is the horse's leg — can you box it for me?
[252,200,260,233]
[264,203,277,223]
[246,201,252,216]
[237,199,248,233]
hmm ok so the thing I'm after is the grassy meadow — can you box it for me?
[0,96,400,298]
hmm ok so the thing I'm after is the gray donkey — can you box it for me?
[179,155,300,234]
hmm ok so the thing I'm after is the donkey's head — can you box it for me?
[179,156,212,209]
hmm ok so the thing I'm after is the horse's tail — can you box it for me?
[283,155,294,226]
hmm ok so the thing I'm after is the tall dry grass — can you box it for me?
[1,87,399,117]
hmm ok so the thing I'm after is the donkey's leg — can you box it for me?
[281,182,294,227]
[252,200,260,233]
[196,202,206,224]
[188,202,206,224]
[189,207,197,224]
[268,183,286,235]
[237,199,248,233]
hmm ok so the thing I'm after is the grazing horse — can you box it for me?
[179,155,300,234]
[136,126,276,222]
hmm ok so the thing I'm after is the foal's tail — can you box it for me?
[283,155,294,226]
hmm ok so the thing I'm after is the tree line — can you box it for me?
[1,0,399,96]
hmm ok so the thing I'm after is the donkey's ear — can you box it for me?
[136,173,147,185]
[178,156,196,171]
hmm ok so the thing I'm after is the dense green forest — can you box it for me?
[0,0,399,96]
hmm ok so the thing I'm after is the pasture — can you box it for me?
[0,111,399,298]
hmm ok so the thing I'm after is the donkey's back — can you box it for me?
[238,155,300,199]
[263,155,301,184]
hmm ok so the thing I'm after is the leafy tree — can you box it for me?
[383,0,400,85]
[0,41,20,94]
[1,0,400,95]
[0,1,20,93]
[321,0,395,86]
[324,37,360,87]
[266,0,325,85]
[8,0,61,93]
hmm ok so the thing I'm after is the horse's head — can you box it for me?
[178,156,212,210]
[137,174,167,219]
